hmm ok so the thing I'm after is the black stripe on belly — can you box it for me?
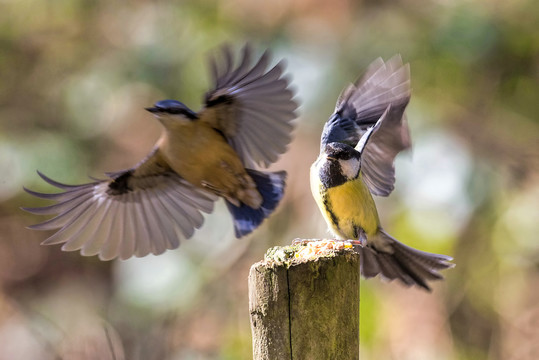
[352,225,359,239]
[321,192,339,229]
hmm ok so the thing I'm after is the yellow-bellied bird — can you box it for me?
[24,44,298,261]
[310,55,454,290]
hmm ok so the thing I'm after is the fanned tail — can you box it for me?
[226,169,286,238]
[358,229,454,291]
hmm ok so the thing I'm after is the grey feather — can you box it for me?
[60,201,102,251]
[140,191,167,255]
[81,199,114,256]
[132,192,153,257]
[120,193,138,259]
[358,246,381,278]
[100,201,124,261]
[22,192,93,216]
[155,187,196,235]
[355,108,385,154]
[30,195,94,231]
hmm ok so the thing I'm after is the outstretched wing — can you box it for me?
[321,55,411,196]
[23,150,217,261]
[199,44,298,169]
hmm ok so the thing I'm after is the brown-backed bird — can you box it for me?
[24,44,298,261]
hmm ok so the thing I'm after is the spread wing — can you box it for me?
[321,55,411,196]
[199,44,298,169]
[23,149,217,261]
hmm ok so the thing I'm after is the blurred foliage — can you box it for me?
[1,0,538,359]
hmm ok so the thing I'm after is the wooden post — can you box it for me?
[249,243,360,360]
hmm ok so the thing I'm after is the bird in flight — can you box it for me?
[310,55,454,290]
[24,44,298,261]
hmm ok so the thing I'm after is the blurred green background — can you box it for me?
[1,0,538,359]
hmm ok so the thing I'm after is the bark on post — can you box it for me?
[249,244,360,360]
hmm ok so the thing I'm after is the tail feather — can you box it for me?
[391,253,432,290]
[396,252,445,281]
[357,245,381,278]
[226,169,286,238]
[377,252,418,287]
[361,229,454,291]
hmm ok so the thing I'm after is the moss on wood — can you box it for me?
[249,243,360,360]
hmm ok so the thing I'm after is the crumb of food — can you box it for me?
[294,239,353,260]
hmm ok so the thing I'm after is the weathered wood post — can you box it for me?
[249,241,360,360]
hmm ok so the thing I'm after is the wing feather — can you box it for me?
[24,150,217,260]
[201,44,298,168]
[122,192,142,259]
[100,200,124,261]
[321,55,411,196]
[58,201,101,249]
[23,191,94,216]
[131,193,153,257]
[149,189,181,250]
[218,45,253,85]
[138,190,166,255]
[81,198,114,256]
[27,191,95,231]
[119,194,136,260]
[158,188,200,234]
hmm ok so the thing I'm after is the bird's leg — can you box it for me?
[357,227,367,246]
[344,228,367,253]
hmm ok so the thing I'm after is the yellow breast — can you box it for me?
[310,164,380,239]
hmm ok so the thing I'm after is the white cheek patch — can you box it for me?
[338,158,360,179]
[313,155,325,173]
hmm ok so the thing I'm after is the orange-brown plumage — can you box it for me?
[24,44,297,260]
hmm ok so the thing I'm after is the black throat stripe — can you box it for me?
[321,192,339,229]
[319,160,347,188]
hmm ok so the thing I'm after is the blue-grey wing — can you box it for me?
[321,55,411,196]
[320,114,361,149]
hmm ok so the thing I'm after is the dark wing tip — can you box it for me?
[20,206,50,215]
[23,186,63,200]
[36,170,72,189]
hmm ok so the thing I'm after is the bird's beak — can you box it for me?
[145,107,159,113]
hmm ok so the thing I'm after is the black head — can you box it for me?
[145,100,198,120]
[324,142,359,161]
[317,142,361,188]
